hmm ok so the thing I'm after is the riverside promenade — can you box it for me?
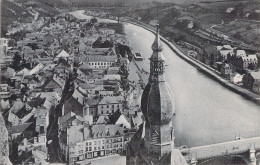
[126,21,260,105]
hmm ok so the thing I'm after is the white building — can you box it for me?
[230,72,243,84]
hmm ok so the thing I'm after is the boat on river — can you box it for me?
[134,52,143,61]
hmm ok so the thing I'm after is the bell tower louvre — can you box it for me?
[126,26,188,165]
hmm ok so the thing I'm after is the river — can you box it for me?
[69,10,260,148]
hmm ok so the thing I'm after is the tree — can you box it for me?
[193,21,200,30]
[248,63,256,70]
[175,19,189,29]
[12,52,21,71]
[26,43,39,50]
[80,33,85,38]
[90,17,97,24]
[256,53,260,68]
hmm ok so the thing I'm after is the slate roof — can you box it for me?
[43,79,61,89]
[27,95,46,108]
[63,97,84,116]
[96,115,110,124]
[3,67,15,78]
[10,99,25,114]
[8,122,33,134]
[98,96,124,105]
[59,115,85,131]
[241,55,258,62]
[108,108,122,124]
[251,71,260,80]
[79,55,117,63]
[55,50,70,58]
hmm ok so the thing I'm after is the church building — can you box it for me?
[126,27,188,165]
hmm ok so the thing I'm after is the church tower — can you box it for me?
[126,27,178,165]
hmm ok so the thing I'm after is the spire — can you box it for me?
[149,25,165,81]
[152,25,163,52]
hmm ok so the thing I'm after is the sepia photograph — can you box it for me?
[0,0,260,164]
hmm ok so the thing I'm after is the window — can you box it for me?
[89,142,92,145]
[94,147,96,151]
[89,147,92,151]
[112,110,114,113]
[98,146,100,150]
[101,111,103,114]
[86,142,88,146]
[94,141,97,145]
[101,105,103,109]
[107,110,109,114]
[112,105,114,108]
[107,105,109,108]
[102,146,104,149]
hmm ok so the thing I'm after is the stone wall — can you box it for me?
[0,113,11,165]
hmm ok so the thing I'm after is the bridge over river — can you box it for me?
[180,136,260,165]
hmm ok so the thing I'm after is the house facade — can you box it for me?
[59,124,124,164]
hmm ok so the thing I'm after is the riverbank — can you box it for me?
[126,21,260,105]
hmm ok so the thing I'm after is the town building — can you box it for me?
[59,124,124,163]
[220,63,233,78]
[243,71,260,89]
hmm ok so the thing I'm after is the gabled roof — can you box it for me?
[55,50,70,58]
[8,122,33,134]
[55,58,71,69]
[96,115,110,124]
[3,67,15,78]
[63,96,84,116]
[43,79,61,89]
[58,111,76,125]
[241,55,257,62]
[78,83,96,90]
[59,115,85,131]
[108,108,122,124]
[79,55,117,63]
[27,95,46,108]
[236,50,246,57]
[30,63,44,75]
[10,99,25,114]
[98,96,124,105]
[250,71,260,80]
[127,123,145,157]
[16,68,31,76]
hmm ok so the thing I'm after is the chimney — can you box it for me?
[34,137,37,144]
[23,138,27,146]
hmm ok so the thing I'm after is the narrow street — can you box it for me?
[47,74,74,163]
